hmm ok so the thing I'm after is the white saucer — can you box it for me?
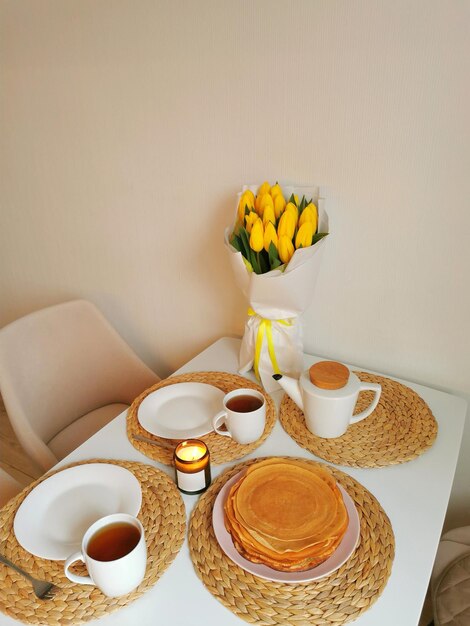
[137,382,224,439]
[212,469,360,583]
[14,464,142,560]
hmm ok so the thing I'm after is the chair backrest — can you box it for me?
[0,467,22,507]
[0,300,160,470]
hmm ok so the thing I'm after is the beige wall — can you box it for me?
[1,1,469,526]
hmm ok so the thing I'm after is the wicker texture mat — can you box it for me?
[189,457,395,626]
[0,459,186,625]
[127,372,276,465]
[279,371,438,467]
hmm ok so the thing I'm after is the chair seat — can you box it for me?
[432,527,470,584]
[48,403,129,460]
[433,552,470,625]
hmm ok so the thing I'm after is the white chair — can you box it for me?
[0,300,160,472]
[0,467,22,508]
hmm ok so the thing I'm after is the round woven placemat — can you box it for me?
[189,457,395,626]
[0,459,186,625]
[279,372,438,467]
[127,372,276,465]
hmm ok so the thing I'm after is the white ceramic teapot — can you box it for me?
[274,361,381,438]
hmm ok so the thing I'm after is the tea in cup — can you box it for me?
[64,513,146,597]
[212,388,266,444]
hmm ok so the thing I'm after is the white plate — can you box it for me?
[14,464,142,560]
[212,469,360,583]
[137,382,224,439]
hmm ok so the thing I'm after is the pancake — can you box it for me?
[235,464,344,539]
[223,458,349,572]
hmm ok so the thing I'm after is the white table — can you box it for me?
[2,337,467,626]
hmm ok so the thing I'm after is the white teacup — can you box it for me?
[212,388,266,444]
[64,513,146,597]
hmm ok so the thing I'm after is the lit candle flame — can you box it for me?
[176,442,206,462]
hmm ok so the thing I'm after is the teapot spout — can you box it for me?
[272,374,304,411]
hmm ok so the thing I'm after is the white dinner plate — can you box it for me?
[212,469,360,583]
[14,463,142,560]
[137,382,224,439]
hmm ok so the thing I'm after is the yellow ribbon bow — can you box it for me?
[247,308,293,380]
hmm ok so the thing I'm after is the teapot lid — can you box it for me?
[309,361,350,390]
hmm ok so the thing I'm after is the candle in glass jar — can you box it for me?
[174,440,211,495]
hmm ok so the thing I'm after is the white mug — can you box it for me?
[212,388,266,444]
[64,513,146,598]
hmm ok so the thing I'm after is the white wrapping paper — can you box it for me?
[225,184,329,392]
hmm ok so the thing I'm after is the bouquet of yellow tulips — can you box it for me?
[225,181,329,392]
[229,182,328,274]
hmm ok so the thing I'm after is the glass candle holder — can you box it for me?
[174,440,211,495]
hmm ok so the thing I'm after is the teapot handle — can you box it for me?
[350,383,382,424]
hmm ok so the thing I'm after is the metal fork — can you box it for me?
[0,554,58,600]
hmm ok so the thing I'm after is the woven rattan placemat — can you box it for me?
[0,459,185,625]
[279,371,438,468]
[189,457,395,626]
[127,372,276,465]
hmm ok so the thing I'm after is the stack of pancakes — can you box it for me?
[223,458,348,572]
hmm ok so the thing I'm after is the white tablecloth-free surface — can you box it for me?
[2,337,467,626]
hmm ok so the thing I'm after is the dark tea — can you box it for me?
[226,394,263,413]
[87,522,141,562]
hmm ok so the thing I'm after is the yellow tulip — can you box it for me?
[293,194,299,206]
[264,221,278,252]
[270,183,282,198]
[273,193,286,218]
[254,190,272,215]
[259,192,274,216]
[285,201,298,223]
[249,217,264,252]
[278,235,294,264]
[244,211,258,233]
[277,209,296,240]
[262,204,276,226]
[258,181,271,196]
[237,191,255,222]
[243,189,255,205]
[295,222,314,249]
[298,203,317,231]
